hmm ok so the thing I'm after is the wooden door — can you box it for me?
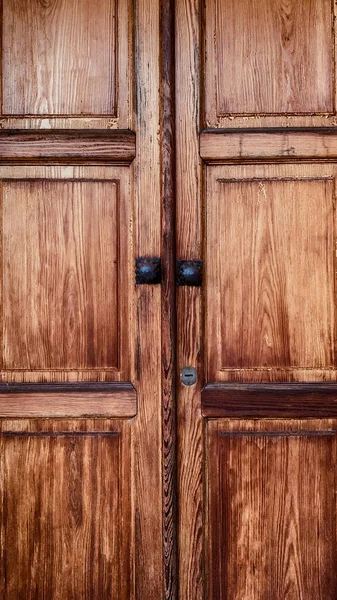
[0,1,175,598]
[176,1,337,599]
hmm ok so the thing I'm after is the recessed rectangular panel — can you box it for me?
[207,420,337,600]
[2,0,116,115]
[3,180,119,370]
[208,0,333,115]
[0,424,131,599]
[206,176,335,374]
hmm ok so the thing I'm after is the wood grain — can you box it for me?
[176,0,204,598]
[0,419,132,599]
[3,179,119,371]
[207,419,337,600]
[160,0,178,597]
[0,131,136,164]
[133,1,163,597]
[2,0,117,116]
[0,382,137,418]
[205,0,333,120]
[200,129,337,162]
[206,171,335,380]
[202,383,337,418]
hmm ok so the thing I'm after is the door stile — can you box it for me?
[160,1,178,599]
[175,1,205,599]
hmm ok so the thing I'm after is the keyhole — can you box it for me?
[181,366,197,386]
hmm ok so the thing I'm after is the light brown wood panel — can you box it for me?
[3,180,118,370]
[207,419,337,600]
[206,167,336,381]
[3,0,117,116]
[204,0,334,122]
[0,419,132,600]
[0,165,132,383]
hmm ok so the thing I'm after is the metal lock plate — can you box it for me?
[181,366,197,386]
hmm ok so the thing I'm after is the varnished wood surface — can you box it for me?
[160,0,178,597]
[3,180,119,371]
[133,1,163,597]
[0,382,137,418]
[206,164,336,382]
[0,419,132,599]
[200,128,337,162]
[202,383,337,418]
[0,165,132,384]
[207,419,337,599]
[0,131,136,164]
[3,0,117,116]
[176,0,204,598]
[204,0,334,123]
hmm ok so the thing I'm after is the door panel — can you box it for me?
[206,165,336,382]
[207,419,337,600]
[205,0,334,119]
[0,420,132,600]
[0,167,132,381]
[1,0,131,129]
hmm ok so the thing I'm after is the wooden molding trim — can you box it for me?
[202,383,337,418]
[200,128,337,162]
[0,381,137,418]
[0,130,136,164]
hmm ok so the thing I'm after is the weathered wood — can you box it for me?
[200,129,337,162]
[160,0,178,598]
[3,0,117,116]
[176,1,204,597]
[207,419,337,600]
[202,383,337,418]
[0,131,136,163]
[133,1,163,597]
[0,419,132,600]
[206,164,336,383]
[0,382,137,418]
[204,0,334,124]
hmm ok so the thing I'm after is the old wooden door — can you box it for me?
[0,1,174,599]
[176,0,337,599]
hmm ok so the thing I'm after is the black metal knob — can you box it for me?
[176,260,203,286]
[135,257,162,284]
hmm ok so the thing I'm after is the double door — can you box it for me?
[1,0,337,598]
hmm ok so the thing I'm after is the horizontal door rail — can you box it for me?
[0,130,136,164]
[202,383,337,418]
[200,128,337,162]
[0,381,137,418]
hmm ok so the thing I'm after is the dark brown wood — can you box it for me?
[202,383,337,418]
[0,382,137,418]
[0,130,136,164]
[161,0,178,598]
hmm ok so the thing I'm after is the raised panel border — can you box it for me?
[0,381,137,418]
[202,383,337,418]
[200,128,337,162]
[0,130,136,164]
